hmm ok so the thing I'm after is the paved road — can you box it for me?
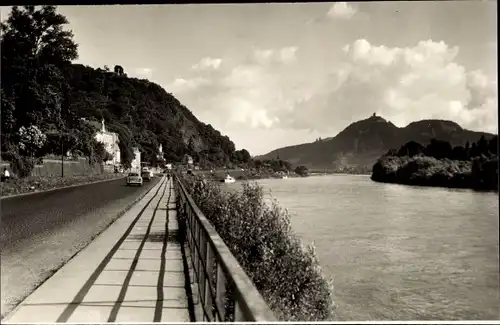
[1,177,160,319]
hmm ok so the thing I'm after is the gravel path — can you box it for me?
[0,177,160,319]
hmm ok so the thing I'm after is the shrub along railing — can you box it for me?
[173,173,277,322]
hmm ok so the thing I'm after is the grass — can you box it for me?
[179,173,336,321]
[0,173,125,197]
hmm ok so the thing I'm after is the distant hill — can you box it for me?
[256,115,496,169]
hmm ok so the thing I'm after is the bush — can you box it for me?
[179,173,335,321]
[11,155,36,178]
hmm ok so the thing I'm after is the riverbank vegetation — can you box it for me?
[179,173,335,321]
[371,135,498,191]
[0,173,124,198]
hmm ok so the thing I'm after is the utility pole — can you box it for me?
[56,94,64,178]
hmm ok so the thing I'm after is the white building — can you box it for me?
[157,144,164,160]
[184,154,194,166]
[94,119,121,166]
[130,147,141,172]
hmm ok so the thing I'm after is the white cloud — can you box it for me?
[166,39,497,155]
[253,46,298,65]
[281,39,498,134]
[327,2,357,20]
[165,46,303,131]
[167,77,211,93]
[191,57,222,70]
[134,67,153,79]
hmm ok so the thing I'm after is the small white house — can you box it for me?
[93,119,121,166]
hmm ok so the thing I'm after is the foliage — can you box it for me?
[253,159,293,172]
[10,154,37,178]
[1,6,78,134]
[179,173,335,321]
[1,5,247,175]
[294,165,309,176]
[372,135,498,190]
[61,63,240,167]
[18,125,47,157]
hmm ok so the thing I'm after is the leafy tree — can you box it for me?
[18,125,47,157]
[424,138,452,159]
[103,151,114,162]
[488,136,498,156]
[397,141,424,157]
[1,6,255,172]
[295,165,309,176]
[1,5,78,154]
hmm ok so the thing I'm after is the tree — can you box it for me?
[477,135,489,155]
[18,125,47,158]
[295,165,309,176]
[424,138,452,159]
[103,151,114,162]
[488,136,498,156]
[397,141,425,157]
[1,6,78,152]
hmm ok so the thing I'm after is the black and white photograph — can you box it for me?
[0,1,498,323]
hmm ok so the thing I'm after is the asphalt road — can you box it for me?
[0,176,160,319]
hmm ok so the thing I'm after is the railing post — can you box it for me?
[234,300,243,322]
[215,263,227,322]
[205,245,215,321]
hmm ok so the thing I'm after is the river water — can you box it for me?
[226,174,499,321]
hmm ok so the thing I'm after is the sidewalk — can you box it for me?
[3,176,192,323]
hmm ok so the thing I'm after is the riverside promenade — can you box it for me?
[3,174,276,323]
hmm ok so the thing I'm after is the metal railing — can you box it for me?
[173,173,277,322]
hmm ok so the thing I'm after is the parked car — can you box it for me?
[127,172,143,186]
[141,170,151,182]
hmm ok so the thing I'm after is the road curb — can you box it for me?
[0,175,127,200]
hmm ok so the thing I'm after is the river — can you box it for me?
[226,174,499,321]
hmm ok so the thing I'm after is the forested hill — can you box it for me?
[63,63,244,166]
[1,5,251,170]
[256,115,495,170]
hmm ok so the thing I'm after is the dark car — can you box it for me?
[141,171,151,181]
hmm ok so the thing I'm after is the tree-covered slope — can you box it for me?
[63,63,243,167]
[1,5,250,172]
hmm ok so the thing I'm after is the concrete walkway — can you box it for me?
[3,176,192,323]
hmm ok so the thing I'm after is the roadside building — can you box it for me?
[130,147,141,172]
[86,118,121,166]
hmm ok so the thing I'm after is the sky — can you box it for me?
[1,2,497,156]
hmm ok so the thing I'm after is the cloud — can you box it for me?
[167,39,497,148]
[253,47,298,65]
[280,39,498,134]
[167,77,212,93]
[327,2,357,20]
[133,67,153,79]
[191,57,222,70]
[166,46,302,130]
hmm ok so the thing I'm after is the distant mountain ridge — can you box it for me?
[256,115,496,169]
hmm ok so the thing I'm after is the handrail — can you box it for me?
[173,172,277,322]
